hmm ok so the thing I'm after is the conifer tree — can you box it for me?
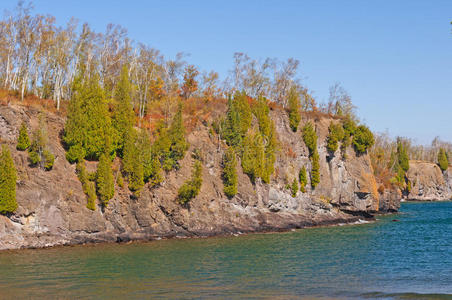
[291,177,298,197]
[326,122,345,153]
[86,181,97,211]
[16,122,30,151]
[223,147,238,198]
[438,148,449,172]
[241,131,265,183]
[0,145,17,214]
[137,129,162,186]
[64,71,113,162]
[311,152,320,188]
[353,125,374,154]
[302,122,317,155]
[112,65,135,156]
[287,86,301,132]
[96,153,115,207]
[397,139,410,172]
[178,160,203,204]
[299,166,307,192]
[223,96,242,147]
[122,129,144,194]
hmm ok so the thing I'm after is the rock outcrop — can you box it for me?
[406,160,452,201]
[0,103,399,250]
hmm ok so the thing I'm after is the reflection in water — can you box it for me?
[1,202,452,299]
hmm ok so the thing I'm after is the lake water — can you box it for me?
[1,201,451,299]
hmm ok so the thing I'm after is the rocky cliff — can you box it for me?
[0,103,399,250]
[406,160,452,201]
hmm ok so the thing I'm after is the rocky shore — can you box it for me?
[1,104,400,250]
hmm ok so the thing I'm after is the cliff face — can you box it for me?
[0,103,398,250]
[407,160,452,201]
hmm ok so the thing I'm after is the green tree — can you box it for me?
[291,177,298,197]
[122,129,144,194]
[64,72,113,162]
[353,125,374,154]
[178,160,203,204]
[326,122,345,153]
[111,65,135,156]
[311,152,320,188]
[241,131,265,183]
[299,166,307,192]
[397,139,410,172]
[302,122,317,155]
[16,122,30,151]
[223,92,252,147]
[222,147,238,198]
[438,148,449,172]
[137,129,162,187]
[96,153,115,207]
[167,102,188,166]
[0,145,17,214]
[287,86,301,132]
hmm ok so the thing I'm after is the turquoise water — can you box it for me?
[1,202,452,299]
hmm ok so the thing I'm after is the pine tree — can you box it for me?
[122,129,144,194]
[287,86,301,132]
[299,166,307,192]
[223,96,242,147]
[241,131,265,183]
[0,145,17,214]
[86,181,97,211]
[28,116,55,170]
[397,139,410,172]
[438,148,449,172]
[112,65,135,156]
[16,122,30,151]
[223,147,238,198]
[96,153,115,207]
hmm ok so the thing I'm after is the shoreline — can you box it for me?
[0,211,398,253]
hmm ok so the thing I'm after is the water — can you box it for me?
[1,202,452,299]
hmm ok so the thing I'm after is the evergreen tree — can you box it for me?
[311,151,320,188]
[262,121,277,183]
[291,177,298,197]
[223,147,238,198]
[86,181,97,211]
[96,153,115,207]
[438,148,449,172]
[137,129,162,186]
[287,86,301,132]
[16,122,30,151]
[302,122,317,155]
[178,160,203,204]
[353,125,374,154]
[397,139,410,172]
[167,102,188,165]
[241,131,265,183]
[253,95,271,138]
[326,122,345,153]
[122,129,144,194]
[223,96,243,147]
[0,145,17,214]
[64,72,113,162]
[111,65,135,156]
[299,166,307,192]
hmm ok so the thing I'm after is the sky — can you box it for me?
[1,0,451,144]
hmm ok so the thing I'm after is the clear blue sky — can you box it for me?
[2,0,452,144]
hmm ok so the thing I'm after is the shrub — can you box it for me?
[0,145,17,214]
[16,122,30,151]
[353,125,374,154]
[223,147,238,198]
[43,150,55,171]
[178,160,203,204]
[86,181,97,211]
